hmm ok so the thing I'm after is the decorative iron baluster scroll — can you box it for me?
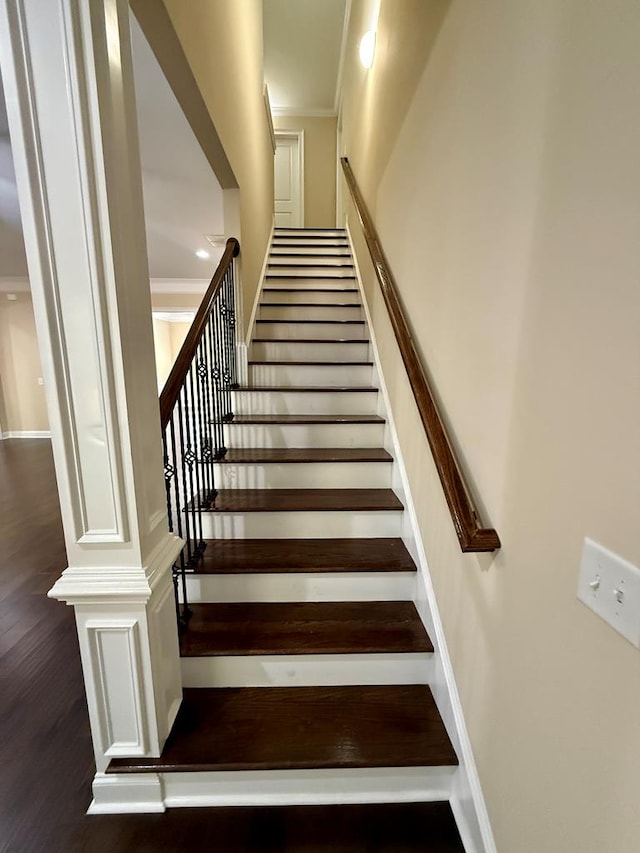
[159,238,241,629]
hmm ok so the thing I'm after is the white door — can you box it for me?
[274,133,303,227]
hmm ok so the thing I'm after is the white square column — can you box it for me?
[0,0,183,778]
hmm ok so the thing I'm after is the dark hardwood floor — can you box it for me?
[0,438,463,852]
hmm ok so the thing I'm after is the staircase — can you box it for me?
[108,228,465,848]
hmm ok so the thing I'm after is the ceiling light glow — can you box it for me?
[195,249,210,260]
[359,31,376,69]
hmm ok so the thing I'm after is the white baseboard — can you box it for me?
[346,220,496,853]
[2,430,51,439]
[89,767,455,814]
[245,217,275,350]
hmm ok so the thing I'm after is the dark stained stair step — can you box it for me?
[181,601,433,657]
[248,360,374,366]
[221,448,393,463]
[107,685,457,773]
[253,338,367,344]
[237,386,378,393]
[256,319,365,324]
[192,538,417,574]
[201,489,404,513]
[229,414,384,425]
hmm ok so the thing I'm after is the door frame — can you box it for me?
[274,130,305,228]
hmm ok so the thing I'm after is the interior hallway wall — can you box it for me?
[0,291,48,433]
[340,2,640,852]
[158,0,274,339]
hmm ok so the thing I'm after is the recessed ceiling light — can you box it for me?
[195,249,210,260]
[359,31,376,69]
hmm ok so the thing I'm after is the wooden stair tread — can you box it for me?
[237,386,378,392]
[266,276,357,280]
[229,414,384,425]
[248,360,374,366]
[263,287,359,292]
[261,302,361,307]
[256,319,365,324]
[107,685,457,773]
[221,448,392,463]
[181,602,433,657]
[200,489,404,513]
[192,538,417,573]
[253,338,367,344]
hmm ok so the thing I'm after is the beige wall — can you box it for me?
[161,0,274,338]
[152,317,192,390]
[274,115,337,227]
[341,2,640,851]
[0,292,48,433]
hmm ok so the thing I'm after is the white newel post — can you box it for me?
[0,0,183,808]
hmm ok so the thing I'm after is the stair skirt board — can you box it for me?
[199,510,402,539]
[184,571,417,603]
[180,652,433,688]
[224,422,385,448]
[89,766,457,814]
[232,389,379,415]
[248,363,376,386]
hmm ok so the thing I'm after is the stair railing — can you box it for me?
[159,237,240,628]
[340,158,500,553]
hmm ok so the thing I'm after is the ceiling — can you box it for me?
[0,13,225,283]
[263,0,348,114]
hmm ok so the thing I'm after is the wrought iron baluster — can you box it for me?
[187,361,205,553]
[196,338,216,505]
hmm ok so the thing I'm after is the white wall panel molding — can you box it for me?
[48,532,183,605]
[0,0,183,779]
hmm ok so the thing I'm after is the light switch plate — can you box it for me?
[578,538,640,649]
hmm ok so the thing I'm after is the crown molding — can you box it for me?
[150,278,209,294]
[0,276,30,292]
[271,106,337,118]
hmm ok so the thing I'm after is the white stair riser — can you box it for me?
[181,653,432,688]
[233,390,378,415]
[213,461,392,489]
[266,276,357,288]
[200,510,402,539]
[251,341,370,362]
[249,363,374,386]
[184,571,416,603]
[269,258,353,268]
[226,422,384,448]
[254,321,367,340]
[259,304,364,321]
[261,290,360,305]
[274,229,346,238]
[270,247,351,257]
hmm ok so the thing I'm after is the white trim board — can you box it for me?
[150,279,209,295]
[1,430,51,439]
[272,107,336,118]
[346,220,497,853]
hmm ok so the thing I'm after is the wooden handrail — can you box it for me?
[159,237,240,428]
[341,158,500,553]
